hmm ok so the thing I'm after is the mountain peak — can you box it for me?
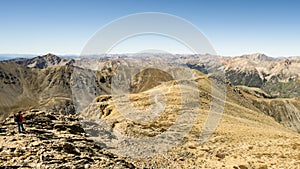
[44,53,59,57]
[9,53,74,69]
[39,53,60,60]
[38,53,61,65]
[240,53,274,61]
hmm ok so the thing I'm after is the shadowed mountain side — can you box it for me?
[0,62,74,121]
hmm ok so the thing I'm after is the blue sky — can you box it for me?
[0,0,300,57]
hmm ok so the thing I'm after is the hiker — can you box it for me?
[14,111,26,133]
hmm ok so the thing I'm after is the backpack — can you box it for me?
[14,114,18,122]
[14,114,24,122]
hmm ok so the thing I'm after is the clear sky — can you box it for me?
[1,0,300,57]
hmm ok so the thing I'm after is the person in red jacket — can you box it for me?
[14,111,26,133]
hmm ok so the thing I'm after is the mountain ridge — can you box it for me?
[6,53,75,69]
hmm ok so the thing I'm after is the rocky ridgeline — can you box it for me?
[8,53,75,69]
[0,110,135,168]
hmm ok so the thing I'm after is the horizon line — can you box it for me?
[0,52,299,58]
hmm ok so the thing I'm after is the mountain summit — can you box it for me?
[8,53,74,69]
[239,53,275,62]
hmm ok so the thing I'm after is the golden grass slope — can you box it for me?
[81,74,300,168]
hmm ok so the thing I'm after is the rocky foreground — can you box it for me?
[0,110,135,168]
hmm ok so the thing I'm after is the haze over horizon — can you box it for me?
[1,0,300,57]
[0,52,299,61]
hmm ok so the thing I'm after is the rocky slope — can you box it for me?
[0,109,135,168]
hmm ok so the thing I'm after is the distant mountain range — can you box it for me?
[0,53,78,61]
[2,52,300,97]
[0,54,36,61]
